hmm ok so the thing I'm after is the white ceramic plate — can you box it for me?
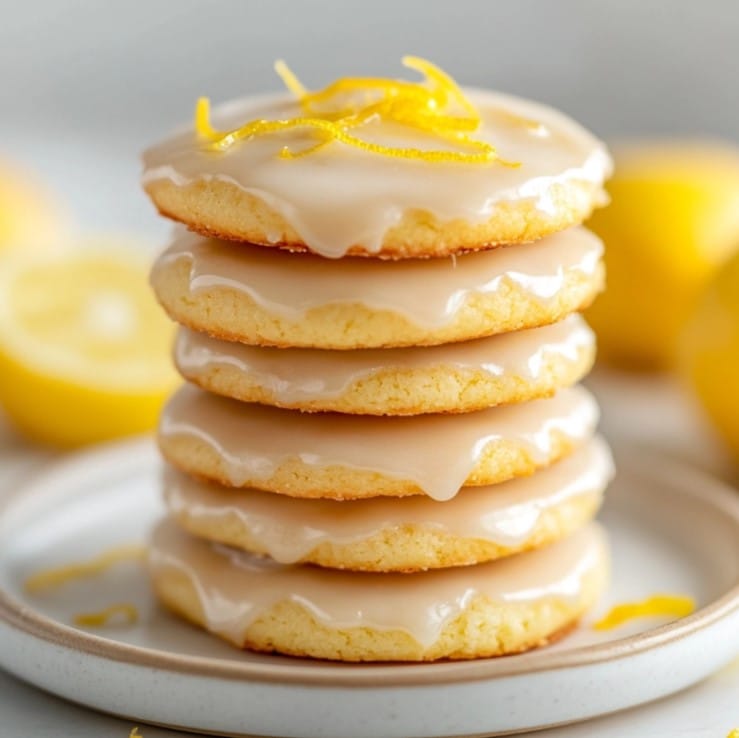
[0,438,737,738]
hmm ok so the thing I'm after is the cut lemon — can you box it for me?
[0,246,178,447]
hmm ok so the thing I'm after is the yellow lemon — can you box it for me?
[680,250,739,460]
[587,141,739,370]
[0,158,67,252]
[0,246,178,447]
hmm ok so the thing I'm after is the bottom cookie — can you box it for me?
[149,520,609,662]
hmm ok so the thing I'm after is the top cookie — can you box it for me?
[142,58,611,259]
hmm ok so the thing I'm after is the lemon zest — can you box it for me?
[726,730,739,738]
[73,603,139,628]
[195,97,218,139]
[24,544,147,594]
[195,57,522,166]
[274,59,307,98]
[402,55,478,119]
[593,594,695,631]
[129,728,143,738]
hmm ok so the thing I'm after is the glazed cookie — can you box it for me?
[149,519,609,661]
[142,85,611,259]
[163,436,612,572]
[158,384,599,501]
[151,227,604,350]
[174,314,595,415]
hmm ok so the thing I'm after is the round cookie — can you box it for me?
[149,519,609,661]
[142,89,611,259]
[151,227,604,350]
[163,436,613,572]
[174,314,595,415]
[158,384,599,501]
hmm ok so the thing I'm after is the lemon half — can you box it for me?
[0,247,178,447]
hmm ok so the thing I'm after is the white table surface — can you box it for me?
[0,372,738,738]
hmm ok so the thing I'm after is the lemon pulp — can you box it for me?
[0,248,178,447]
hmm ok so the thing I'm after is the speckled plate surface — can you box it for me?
[0,437,737,738]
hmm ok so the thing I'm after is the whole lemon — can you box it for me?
[0,158,67,252]
[587,141,739,370]
[681,250,739,460]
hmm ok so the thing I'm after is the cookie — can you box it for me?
[174,314,595,415]
[142,88,611,259]
[158,384,599,501]
[163,436,612,572]
[149,519,609,661]
[151,227,604,350]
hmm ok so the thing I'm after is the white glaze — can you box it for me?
[143,89,612,257]
[174,314,595,404]
[163,436,613,563]
[158,385,599,501]
[153,226,603,329]
[149,519,608,647]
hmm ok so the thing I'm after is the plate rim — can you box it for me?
[1,435,738,688]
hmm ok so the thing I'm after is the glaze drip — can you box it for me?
[164,437,613,563]
[174,314,594,405]
[159,384,599,501]
[153,227,603,329]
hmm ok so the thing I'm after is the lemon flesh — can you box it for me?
[587,141,739,370]
[0,249,178,447]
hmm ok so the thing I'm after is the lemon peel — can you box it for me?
[593,594,695,631]
[273,59,306,98]
[73,603,139,628]
[24,544,147,594]
[195,57,521,165]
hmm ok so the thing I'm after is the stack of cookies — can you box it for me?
[143,59,614,661]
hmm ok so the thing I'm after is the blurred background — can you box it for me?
[1,0,739,458]
[3,0,739,236]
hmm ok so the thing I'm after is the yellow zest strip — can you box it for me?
[402,55,478,119]
[593,594,695,631]
[24,544,147,594]
[129,728,143,738]
[195,97,219,139]
[73,603,139,628]
[196,57,522,166]
[199,112,500,164]
[274,59,306,98]
[726,730,739,738]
